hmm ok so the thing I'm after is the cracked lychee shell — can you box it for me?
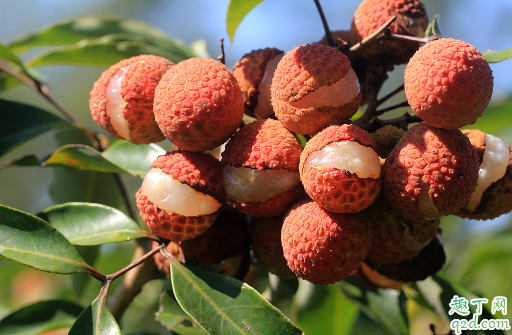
[457,129,512,220]
[383,122,479,221]
[221,119,305,217]
[136,151,225,241]
[405,38,494,129]
[271,44,362,135]
[300,124,381,213]
[90,54,174,144]
[233,48,284,119]
[281,199,372,285]
[153,58,244,152]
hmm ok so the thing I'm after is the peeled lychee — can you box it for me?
[457,129,512,220]
[281,199,372,285]
[300,124,381,213]
[136,151,224,241]
[233,48,284,119]
[221,119,305,217]
[153,58,244,152]
[89,55,174,144]
[351,0,429,65]
[405,38,494,129]
[271,44,362,135]
[383,122,480,221]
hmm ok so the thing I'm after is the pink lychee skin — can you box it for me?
[136,151,225,241]
[405,38,493,129]
[300,124,381,213]
[271,44,362,135]
[153,58,244,152]
[383,122,480,221]
[90,54,174,144]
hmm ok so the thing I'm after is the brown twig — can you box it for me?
[314,0,334,47]
[354,63,388,128]
[377,84,405,107]
[218,38,226,65]
[375,101,410,116]
[364,112,422,132]
[346,16,396,59]
[387,33,441,44]
[113,173,137,222]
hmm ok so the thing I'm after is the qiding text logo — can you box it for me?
[449,295,510,334]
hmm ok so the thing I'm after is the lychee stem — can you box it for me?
[387,33,441,44]
[114,173,137,222]
[377,84,404,107]
[365,112,422,132]
[313,0,334,47]
[354,63,388,128]
[218,38,226,65]
[375,101,410,116]
[346,16,397,59]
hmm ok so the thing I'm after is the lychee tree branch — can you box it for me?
[386,33,441,44]
[354,63,388,128]
[345,16,396,59]
[218,38,226,65]
[364,112,422,133]
[314,0,334,47]
[375,101,410,116]
[377,84,404,107]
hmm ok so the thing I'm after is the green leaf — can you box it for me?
[0,99,71,158]
[170,258,304,335]
[336,276,409,335]
[0,42,24,66]
[0,155,42,169]
[424,14,444,38]
[156,290,206,334]
[38,202,155,245]
[482,48,512,63]
[226,0,266,43]
[102,140,166,178]
[0,204,97,275]
[0,300,83,335]
[68,290,121,335]
[8,16,170,53]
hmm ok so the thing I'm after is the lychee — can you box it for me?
[300,124,381,213]
[351,0,429,65]
[318,29,353,48]
[153,58,244,152]
[89,55,174,144]
[232,48,284,119]
[221,119,305,217]
[281,199,372,285]
[405,38,494,129]
[457,129,512,220]
[271,44,362,135]
[136,151,224,241]
[371,125,405,158]
[383,122,480,221]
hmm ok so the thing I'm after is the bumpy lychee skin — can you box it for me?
[383,122,479,221]
[405,38,494,129]
[233,48,284,119]
[300,124,381,213]
[136,151,225,241]
[154,58,244,152]
[249,216,296,280]
[221,119,305,217]
[271,44,362,135]
[457,129,512,220]
[90,55,174,144]
[372,125,405,158]
[281,199,372,285]
[351,0,429,65]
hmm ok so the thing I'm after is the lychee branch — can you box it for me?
[386,33,441,44]
[113,173,137,222]
[218,38,226,65]
[365,112,422,132]
[346,16,396,59]
[313,0,334,47]
[376,84,404,107]
[375,101,410,116]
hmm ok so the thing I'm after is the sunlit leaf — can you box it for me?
[0,42,23,66]
[226,0,266,43]
[0,300,83,335]
[38,202,156,245]
[68,289,120,335]
[156,290,206,334]
[482,48,512,63]
[424,14,444,38]
[0,204,98,275]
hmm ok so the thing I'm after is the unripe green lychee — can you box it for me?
[371,125,405,158]
[221,119,305,217]
[89,55,174,144]
[233,48,284,119]
[154,58,244,152]
[281,199,372,285]
[136,151,224,241]
[383,122,480,221]
[300,124,381,213]
[271,44,362,135]
[405,38,494,129]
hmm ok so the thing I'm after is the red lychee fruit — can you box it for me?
[383,122,480,221]
[405,38,494,129]
[221,119,305,217]
[371,125,405,158]
[271,44,362,135]
[457,129,512,220]
[249,216,296,280]
[351,0,429,65]
[281,199,372,285]
[300,124,381,213]
[136,151,225,241]
[89,55,174,144]
[232,48,284,119]
[153,58,244,152]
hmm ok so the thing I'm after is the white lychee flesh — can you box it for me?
[106,66,130,140]
[465,134,510,213]
[254,53,283,119]
[223,165,300,203]
[289,68,361,109]
[141,168,222,217]
[303,140,381,178]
